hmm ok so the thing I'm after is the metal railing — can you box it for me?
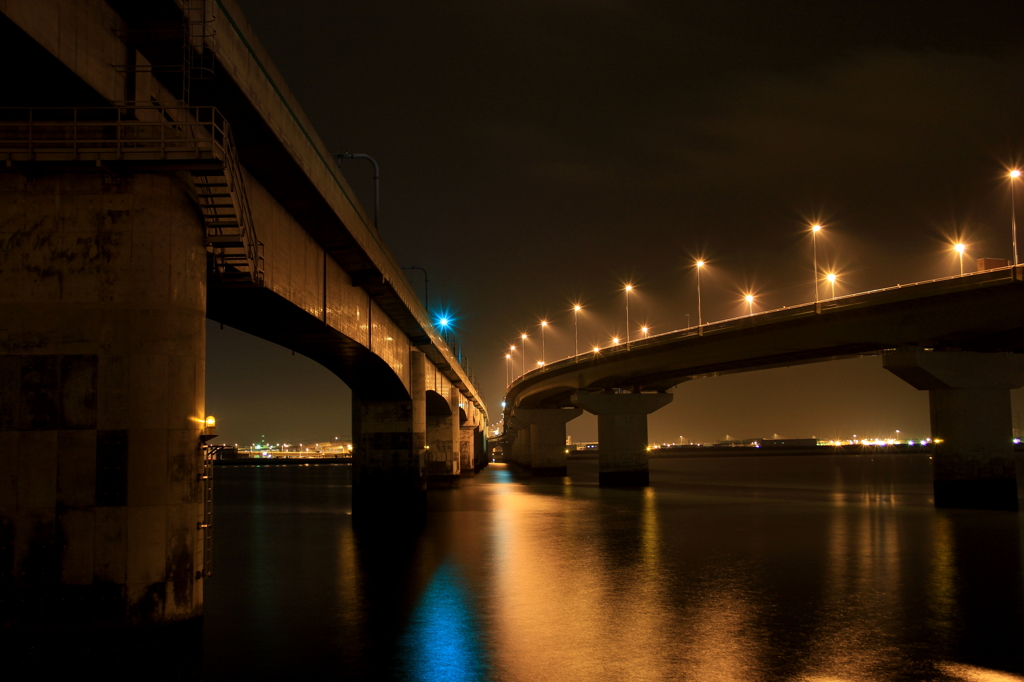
[0,106,263,284]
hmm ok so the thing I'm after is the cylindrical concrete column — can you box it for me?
[0,172,207,630]
[572,391,673,487]
[516,407,582,476]
[884,350,1024,510]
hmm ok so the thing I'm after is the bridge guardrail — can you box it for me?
[0,106,264,284]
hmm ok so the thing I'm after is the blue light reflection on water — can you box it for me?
[397,560,490,682]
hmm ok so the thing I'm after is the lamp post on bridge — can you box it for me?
[954,243,966,276]
[1010,169,1021,266]
[540,320,548,366]
[505,353,511,386]
[624,285,633,350]
[826,273,837,299]
[695,261,704,327]
[573,304,582,361]
[333,152,380,232]
[745,293,754,316]
[401,266,429,310]
[521,333,528,376]
[810,224,822,303]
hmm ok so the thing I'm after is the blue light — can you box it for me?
[439,317,449,327]
[397,560,490,681]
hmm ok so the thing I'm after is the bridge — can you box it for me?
[0,0,486,633]
[497,268,1024,511]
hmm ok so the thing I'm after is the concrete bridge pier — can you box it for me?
[506,417,531,472]
[352,348,427,511]
[424,390,461,488]
[516,408,582,476]
[1,172,207,634]
[460,423,476,477]
[572,391,673,486]
[884,350,1024,511]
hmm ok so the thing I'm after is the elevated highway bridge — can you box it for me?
[499,268,1024,511]
[0,0,486,632]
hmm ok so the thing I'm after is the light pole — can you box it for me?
[624,285,633,350]
[811,224,822,303]
[505,353,511,386]
[641,326,649,338]
[573,304,581,361]
[333,152,380,231]
[826,273,837,298]
[520,333,527,376]
[954,243,966,276]
[1011,170,1021,266]
[509,344,517,379]
[695,261,704,326]
[540,320,548,366]
[401,266,428,310]
[745,293,754,316]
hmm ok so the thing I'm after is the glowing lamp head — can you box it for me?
[625,285,633,292]
[745,294,754,303]
[505,354,510,359]
[696,260,704,268]
[612,337,620,345]
[826,273,836,282]
[510,344,516,351]
[205,415,216,428]
[521,333,527,340]
[574,305,582,312]
[1011,170,1021,179]
[541,320,548,327]
[438,317,449,327]
[954,243,966,254]
[641,326,648,334]
[593,346,600,353]
[812,224,822,232]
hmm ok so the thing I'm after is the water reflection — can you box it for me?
[204,456,1024,681]
[398,561,489,682]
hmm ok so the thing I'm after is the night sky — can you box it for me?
[207,0,1024,448]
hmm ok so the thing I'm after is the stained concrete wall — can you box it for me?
[0,171,207,627]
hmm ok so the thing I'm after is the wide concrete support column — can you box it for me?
[0,172,206,633]
[884,351,1024,510]
[352,397,423,508]
[507,417,531,471]
[424,391,459,488]
[460,424,476,477]
[572,391,673,486]
[516,408,582,476]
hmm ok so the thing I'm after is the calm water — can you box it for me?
[202,456,1024,681]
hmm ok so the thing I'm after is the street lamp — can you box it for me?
[954,243,966,276]
[540,320,548,366]
[612,337,620,346]
[695,261,704,326]
[624,285,633,350]
[826,273,837,299]
[745,293,754,316]
[333,152,380,231]
[573,304,582,361]
[810,224,822,303]
[509,344,517,379]
[520,333,528,376]
[505,353,511,386]
[438,317,450,342]
[641,326,649,338]
[1010,169,1021,266]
